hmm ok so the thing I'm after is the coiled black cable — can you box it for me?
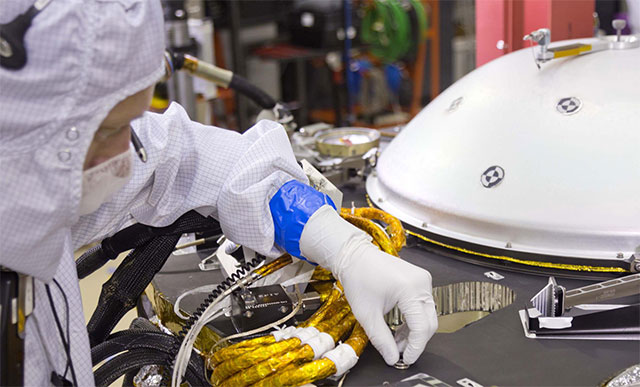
[94,348,205,387]
[92,330,206,377]
[166,255,266,379]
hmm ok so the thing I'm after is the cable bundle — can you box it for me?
[198,207,406,387]
[171,255,294,387]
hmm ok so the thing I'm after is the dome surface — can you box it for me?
[366,37,640,265]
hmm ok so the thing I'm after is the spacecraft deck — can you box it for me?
[152,187,639,386]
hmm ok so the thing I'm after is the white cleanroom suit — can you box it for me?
[0,1,437,385]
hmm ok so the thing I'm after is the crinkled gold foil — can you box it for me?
[309,281,334,301]
[326,314,356,343]
[238,313,356,386]
[254,255,293,277]
[342,207,406,252]
[252,358,338,387]
[344,323,368,356]
[311,267,334,281]
[211,338,302,384]
[147,285,221,353]
[193,209,411,386]
[340,213,397,256]
[407,230,628,273]
[220,345,315,387]
[207,346,262,368]
[299,288,343,327]
[315,302,350,333]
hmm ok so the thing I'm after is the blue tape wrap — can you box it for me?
[269,180,336,260]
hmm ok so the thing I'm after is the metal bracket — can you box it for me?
[531,274,640,317]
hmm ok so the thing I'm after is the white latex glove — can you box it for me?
[300,205,438,365]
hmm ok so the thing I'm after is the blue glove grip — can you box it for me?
[269,180,336,259]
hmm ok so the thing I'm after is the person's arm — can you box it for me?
[73,103,437,366]
[72,102,307,255]
[270,181,438,366]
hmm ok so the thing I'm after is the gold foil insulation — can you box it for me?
[344,323,368,356]
[254,254,294,277]
[311,267,334,281]
[340,212,398,256]
[341,207,406,251]
[407,230,629,273]
[148,286,222,353]
[212,338,302,384]
[220,344,315,387]
[252,359,338,387]
[220,313,356,387]
[208,336,275,367]
[198,208,407,386]
[299,287,343,328]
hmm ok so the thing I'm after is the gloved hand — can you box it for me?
[299,205,438,365]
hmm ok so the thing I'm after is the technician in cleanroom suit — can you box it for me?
[0,1,437,385]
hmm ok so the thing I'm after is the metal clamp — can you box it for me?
[531,274,640,317]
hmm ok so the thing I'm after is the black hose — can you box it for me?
[229,73,277,110]
[76,210,221,279]
[93,348,206,387]
[87,233,182,346]
[76,244,110,280]
[84,211,221,345]
[121,371,135,387]
[91,330,206,378]
[129,316,160,331]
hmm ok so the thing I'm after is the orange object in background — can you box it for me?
[476,0,595,67]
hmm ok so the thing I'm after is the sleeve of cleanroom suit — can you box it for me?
[71,102,308,257]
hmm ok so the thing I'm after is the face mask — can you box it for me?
[78,148,133,216]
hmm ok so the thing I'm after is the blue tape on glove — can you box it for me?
[270,180,336,260]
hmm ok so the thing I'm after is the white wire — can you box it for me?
[174,284,219,320]
[172,304,226,387]
[209,284,303,352]
[174,301,226,387]
[172,285,238,387]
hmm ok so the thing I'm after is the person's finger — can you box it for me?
[398,296,438,365]
[394,323,409,354]
[360,312,400,365]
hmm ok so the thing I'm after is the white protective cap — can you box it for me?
[323,343,359,376]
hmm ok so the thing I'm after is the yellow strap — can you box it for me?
[407,230,627,273]
[366,194,626,273]
[550,43,592,58]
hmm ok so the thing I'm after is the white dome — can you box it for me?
[367,37,640,266]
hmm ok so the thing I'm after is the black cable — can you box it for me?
[228,73,277,109]
[45,282,78,386]
[76,210,220,279]
[53,279,71,380]
[94,348,205,387]
[91,330,207,382]
[86,213,221,346]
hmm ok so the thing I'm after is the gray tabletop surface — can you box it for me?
[153,183,640,387]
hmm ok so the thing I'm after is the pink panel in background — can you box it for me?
[477,0,594,68]
[476,0,506,67]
